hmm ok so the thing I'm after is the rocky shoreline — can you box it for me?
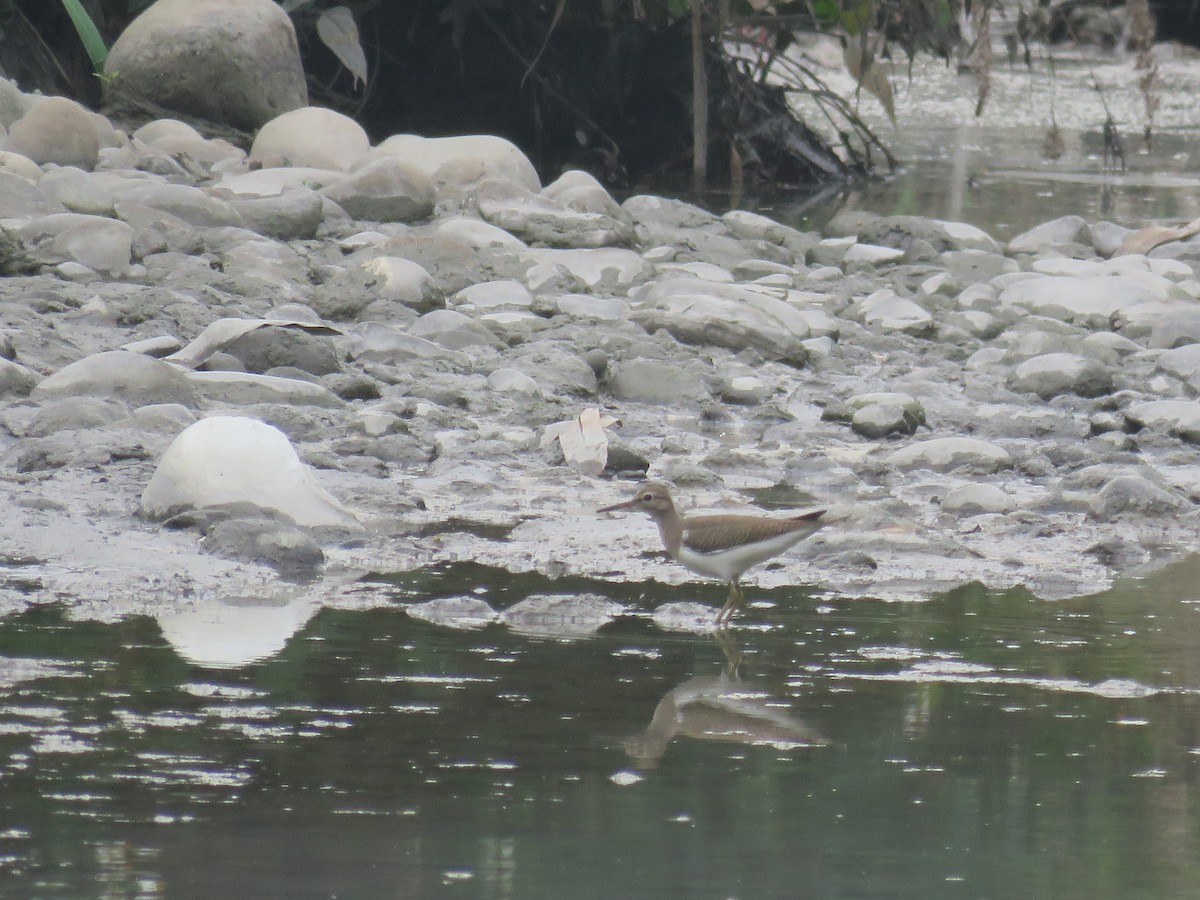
[2,83,1199,635]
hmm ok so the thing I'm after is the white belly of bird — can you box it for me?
[675,530,812,582]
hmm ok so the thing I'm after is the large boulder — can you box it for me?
[103,0,307,131]
[5,97,100,170]
[141,416,360,527]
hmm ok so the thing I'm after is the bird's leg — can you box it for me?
[715,580,744,627]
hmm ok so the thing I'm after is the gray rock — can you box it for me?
[823,208,879,237]
[0,172,63,220]
[320,157,434,222]
[1123,400,1200,443]
[1088,476,1186,520]
[187,370,345,407]
[15,428,153,472]
[999,275,1177,328]
[1156,344,1200,381]
[0,357,41,397]
[227,186,324,240]
[719,374,770,405]
[130,403,196,433]
[852,289,934,335]
[722,209,817,256]
[1007,352,1114,400]
[1089,221,1134,257]
[1148,307,1200,349]
[26,396,130,436]
[200,515,324,578]
[32,351,196,407]
[850,392,926,437]
[480,191,633,248]
[1007,215,1089,253]
[608,359,709,404]
[408,309,505,350]
[506,345,599,397]
[104,0,307,131]
[630,289,808,365]
[0,77,29,128]
[857,215,999,253]
[45,216,134,276]
[6,97,99,169]
[623,195,721,231]
[942,483,1012,514]
[38,167,116,216]
[486,367,540,395]
[941,249,1020,285]
[221,326,341,376]
[114,183,242,229]
[887,437,1012,473]
[345,321,470,366]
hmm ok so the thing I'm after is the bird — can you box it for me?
[599,481,827,626]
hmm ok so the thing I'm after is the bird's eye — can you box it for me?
[641,493,655,502]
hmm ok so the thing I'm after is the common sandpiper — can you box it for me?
[599,481,827,625]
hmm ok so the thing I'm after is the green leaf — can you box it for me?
[59,0,107,72]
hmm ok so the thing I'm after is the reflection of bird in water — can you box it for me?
[623,636,826,767]
[599,481,827,626]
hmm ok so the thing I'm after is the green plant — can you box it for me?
[59,0,108,72]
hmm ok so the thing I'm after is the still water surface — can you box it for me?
[3,557,1200,898]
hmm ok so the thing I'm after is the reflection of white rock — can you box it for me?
[141,416,360,527]
[406,597,497,630]
[500,593,623,639]
[157,595,318,669]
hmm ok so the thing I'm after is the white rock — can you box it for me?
[434,216,526,250]
[373,133,540,191]
[215,167,344,196]
[856,289,933,335]
[1007,215,1088,252]
[141,415,360,527]
[526,247,650,290]
[500,593,624,638]
[887,437,1012,472]
[943,483,1012,514]
[999,274,1182,327]
[541,168,621,215]
[251,106,369,171]
[406,597,498,630]
[486,367,540,394]
[360,256,440,306]
[843,243,904,264]
[452,280,533,311]
[554,294,630,320]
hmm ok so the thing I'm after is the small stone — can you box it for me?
[608,359,709,404]
[1007,215,1088,253]
[1007,353,1114,400]
[887,437,1012,473]
[1088,476,1185,520]
[942,483,1012,514]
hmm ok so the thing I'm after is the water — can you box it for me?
[4,556,1200,898]
[733,43,1200,240]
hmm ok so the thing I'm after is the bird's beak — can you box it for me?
[598,498,637,514]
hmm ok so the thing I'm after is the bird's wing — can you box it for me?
[682,511,826,554]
